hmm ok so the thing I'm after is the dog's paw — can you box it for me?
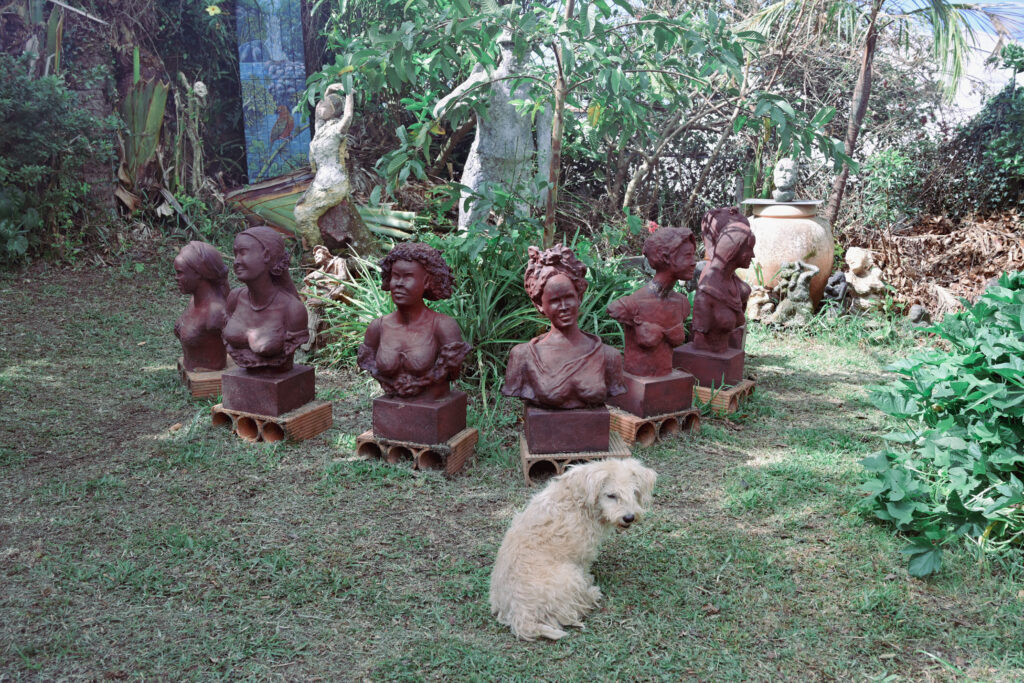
[535,624,569,641]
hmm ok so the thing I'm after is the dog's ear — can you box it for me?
[631,460,657,507]
[581,467,610,507]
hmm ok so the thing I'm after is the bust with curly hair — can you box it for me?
[358,242,471,400]
[607,227,696,377]
[502,245,625,409]
[222,226,309,370]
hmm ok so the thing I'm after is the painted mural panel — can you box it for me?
[237,0,311,182]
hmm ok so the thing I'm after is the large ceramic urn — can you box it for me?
[738,199,833,306]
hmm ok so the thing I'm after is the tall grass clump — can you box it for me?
[860,271,1024,576]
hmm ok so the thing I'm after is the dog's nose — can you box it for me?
[623,514,635,524]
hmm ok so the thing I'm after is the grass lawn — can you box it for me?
[1,245,1021,681]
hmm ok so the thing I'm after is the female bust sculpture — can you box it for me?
[607,227,696,377]
[358,242,471,401]
[692,221,755,353]
[221,226,309,371]
[502,245,625,409]
[174,241,230,372]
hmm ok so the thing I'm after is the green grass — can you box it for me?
[1,247,1022,680]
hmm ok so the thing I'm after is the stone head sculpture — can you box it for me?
[502,244,625,409]
[608,227,695,376]
[174,241,230,372]
[772,158,799,202]
[358,242,470,400]
[222,226,309,371]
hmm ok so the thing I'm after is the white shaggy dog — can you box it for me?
[490,457,657,640]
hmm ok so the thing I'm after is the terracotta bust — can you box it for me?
[222,226,309,371]
[174,241,230,372]
[502,244,625,409]
[607,227,696,376]
[358,242,471,400]
[692,221,755,353]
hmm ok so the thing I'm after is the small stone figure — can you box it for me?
[302,245,353,305]
[745,285,774,322]
[771,157,798,202]
[503,245,626,409]
[174,241,229,372]
[822,271,850,312]
[608,228,695,377]
[358,243,471,401]
[692,223,755,353]
[223,226,309,370]
[844,247,885,313]
[766,260,819,327]
[908,304,931,327]
[433,30,553,229]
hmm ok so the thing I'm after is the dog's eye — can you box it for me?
[606,493,618,500]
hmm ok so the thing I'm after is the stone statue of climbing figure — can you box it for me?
[433,29,553,229]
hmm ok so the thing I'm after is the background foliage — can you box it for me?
[0,53,116,263]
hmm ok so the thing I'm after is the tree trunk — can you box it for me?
[542,0,574,248]
[824,1,881,227]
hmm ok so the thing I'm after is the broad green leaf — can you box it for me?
[905,545,943,577]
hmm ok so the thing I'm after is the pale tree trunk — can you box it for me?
[825,0,881,227]
[543,0,574,248]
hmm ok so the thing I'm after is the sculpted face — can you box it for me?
[774,159,797,188]
[736,241,755,269]
[233,234,267,283]
[389,259,428,306]
[539,273,581,331]
[668,241,697,281]
[173,255,200,294]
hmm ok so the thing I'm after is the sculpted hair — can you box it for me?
[235,226,301,300]
[643,227,695,271]
[523,244,588,306]
[178,241,229,297]
[700,207,748,257]
[714,224,756,266]
[379,242,455,301]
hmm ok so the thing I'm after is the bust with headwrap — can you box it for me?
[222,226,309,370]
[174,241,230,372]
[502,245,625,410]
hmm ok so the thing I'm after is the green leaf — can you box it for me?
[905,545,943,577]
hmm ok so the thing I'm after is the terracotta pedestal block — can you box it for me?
[607,370,694,418]
[372,390,467,444]
[672,343,744,388]
[523,405,609,455]
[222,364,316,417]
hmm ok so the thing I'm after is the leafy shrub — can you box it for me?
[860,271,1024,576]
[860,148,922,229]
[0,53,116,264]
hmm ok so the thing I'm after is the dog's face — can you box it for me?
[569,458,657,529]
